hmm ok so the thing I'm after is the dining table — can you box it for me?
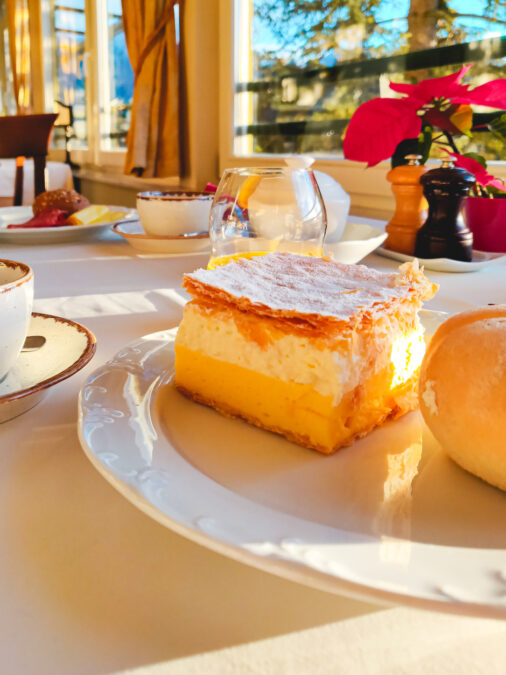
[1,216,506,675]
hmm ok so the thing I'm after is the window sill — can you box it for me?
[222,154,506,219]
[73,166,181,191]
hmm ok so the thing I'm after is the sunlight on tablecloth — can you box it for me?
[34,288,188,320]
[117,607,506,675]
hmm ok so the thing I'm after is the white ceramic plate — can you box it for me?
[0,313,96,423]
[0,205,137,244]
[112,220,384,262]
[324,223,387,263]
[78,315,506,619]
[376,246,506,272]
[112,220,210,255]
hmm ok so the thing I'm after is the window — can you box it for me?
[50,0,87,148]
[0,4,19,116]
[45,0,133,161]
[233,0,506,161]
[99,0,133,150]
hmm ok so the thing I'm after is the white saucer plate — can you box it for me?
[324,223,387,263]
[0,205,137,244]
[0,313,96,423]
[78,313,506,619]
[113,220,383,261]
[376,246,506,272]
[112,220,210,256]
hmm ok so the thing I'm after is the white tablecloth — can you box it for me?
[0,159,73,204]
[1,221,506,675]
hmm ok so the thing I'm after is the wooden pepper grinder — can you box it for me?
[384,154,428,255]
[414,158,475,262]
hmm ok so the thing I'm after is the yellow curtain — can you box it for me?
[121,0,181,178]
[6,0,31,114]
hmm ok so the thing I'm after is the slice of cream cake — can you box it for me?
[175,253,437,454]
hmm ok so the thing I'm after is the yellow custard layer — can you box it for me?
[174,343,419,455]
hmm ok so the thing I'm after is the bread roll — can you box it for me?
[418,305,506,490]
[33,189,90,215]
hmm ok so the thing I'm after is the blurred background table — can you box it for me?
[0,159,73,206]
[1,221,506,675]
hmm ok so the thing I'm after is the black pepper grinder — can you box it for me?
[414,158,475,262]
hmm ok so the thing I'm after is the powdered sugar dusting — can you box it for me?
[185,253,433,321]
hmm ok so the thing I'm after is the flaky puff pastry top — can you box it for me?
[183,253,438,334]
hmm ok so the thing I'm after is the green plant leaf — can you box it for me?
[391,124,432,168]
[489,114,506,140]
[463,152,487,169]
[487,185,506,198]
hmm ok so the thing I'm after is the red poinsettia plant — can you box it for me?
[343,65,506,197]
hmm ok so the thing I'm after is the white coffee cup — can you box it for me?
[137,191,213,236]
[0,260,34,381]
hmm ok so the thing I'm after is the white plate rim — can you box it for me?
[376,246,506,272]
[78,324,506,620]
[112,220,386,261]
[112,220,209,241]
[111,219,211,256]
[0,205,137,236]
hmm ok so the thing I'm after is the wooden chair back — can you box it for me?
[0,114,58,205]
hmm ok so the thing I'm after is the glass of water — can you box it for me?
[208,166,327,268]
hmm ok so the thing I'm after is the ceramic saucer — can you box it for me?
[376,246,506,273]
[324,223,387,264]
[112,220,210,255]
[0,312,96,423]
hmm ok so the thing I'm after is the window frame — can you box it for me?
[40,0,129,168]
[219,0,506,218]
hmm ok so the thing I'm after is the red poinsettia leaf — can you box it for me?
[450,153,486,181]
[424,109,450,131]
[447,151,505,189]
[460,79,506,109]
[389,65,472,105]
[388,81,416,97]
[343,98,421,166]
[424,104,472,135]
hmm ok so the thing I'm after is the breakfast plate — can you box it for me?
[0,205,137,244]
[376,246,506,272]
[1,312,96,423]
[78,314,506,619]
[112,219,210,255]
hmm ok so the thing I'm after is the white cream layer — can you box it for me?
[176,304,349,401]
[177,304,424,404]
